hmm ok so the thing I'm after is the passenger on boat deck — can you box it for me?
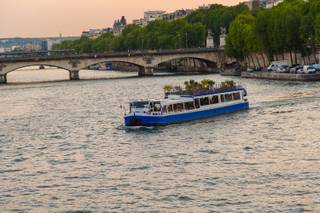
[154,104,161,112]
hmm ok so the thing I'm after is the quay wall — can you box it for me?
[241,71,320,81]
[245,50,320,68]
[220,69,241,76]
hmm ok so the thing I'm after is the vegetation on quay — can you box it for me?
[163,79,236,94]
[225,0,320,65]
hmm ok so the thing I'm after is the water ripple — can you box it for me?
[1,72,320,211]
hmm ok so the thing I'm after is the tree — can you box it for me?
[316,16,320,46]
[225,13,257,65]
[186,4,249,46]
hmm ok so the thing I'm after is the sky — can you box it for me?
[0,0,242,38]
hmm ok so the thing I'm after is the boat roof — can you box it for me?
[130,88,245,106]
[180,88,244,98]
[130,97,194,105]
[162,96,194,105]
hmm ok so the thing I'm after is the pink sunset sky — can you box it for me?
[0,0,242,38]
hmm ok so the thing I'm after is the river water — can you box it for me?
[0,69,320,212]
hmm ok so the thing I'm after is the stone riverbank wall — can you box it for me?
[241,71,320,81]
[245,50,320,68]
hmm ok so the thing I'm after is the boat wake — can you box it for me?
[117,125,159,132]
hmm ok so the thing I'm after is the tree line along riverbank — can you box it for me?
[225,0,320,67]
[54,0,320,67]
[53,4,248,52]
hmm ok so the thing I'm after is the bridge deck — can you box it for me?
[0,48,223,63]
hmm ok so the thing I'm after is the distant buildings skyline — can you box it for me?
[35,0,284,40]
[0,0,284,52]
[82,7,201,39]
[0,37,79,53]
[243,0,283,10]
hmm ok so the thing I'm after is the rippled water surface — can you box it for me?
[0,69,320,212]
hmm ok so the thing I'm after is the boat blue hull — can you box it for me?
[124,102,249,126]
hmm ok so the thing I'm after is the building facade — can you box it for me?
[264,0,284,8]
[144,11,166,23]
[132,18,147,27]
[113,16,127,36]
[243,0,284,10]
[243,0,261,10]
[162,9,193,21]
[81,28,113,38]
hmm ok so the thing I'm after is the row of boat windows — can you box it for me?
[163,92,242,113]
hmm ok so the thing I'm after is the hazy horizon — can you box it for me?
[0,0,241,38]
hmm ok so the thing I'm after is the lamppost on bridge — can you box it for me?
[185,32,188,49]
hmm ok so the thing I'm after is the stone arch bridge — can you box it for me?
[0,48,231,84]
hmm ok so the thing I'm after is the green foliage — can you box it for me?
[200,79,215,89]
[53,33,115,53]
[53,0,320,63]
[225,13,257,60]
[54,19,206,53]
[163,85,174,93]
[165,79,233,94]
[316,16,320,44]
[226,0,320,62]
[54,3,246,53]
[182,79,215,92]
[221,80,236,88]
[184,79,202,92]
[186,4,249,45]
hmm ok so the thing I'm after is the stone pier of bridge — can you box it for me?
[69,70,80,81]
[139,67,154,77]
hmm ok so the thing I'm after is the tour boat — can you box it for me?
[124,81,249,126]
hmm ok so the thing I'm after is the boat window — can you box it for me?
[173,103,184,112]
[131,101,149,108]
[167,105,173,113]
[185,102,195,110]
[149,102,161,112]
[233,92,241,100]
[195,99,200,108]
[211,96,219,104]
[200,97,210,106]
[225,94,233,102]
[162,105,167,114]
[220,95,225,102]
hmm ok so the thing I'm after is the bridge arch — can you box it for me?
[82,60,145,72]
[155,56,219,73]
[154,54,220,67]
[2,63,73,83]
[2,63,72,75]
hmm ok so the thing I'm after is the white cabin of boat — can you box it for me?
[128,89,247,116]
